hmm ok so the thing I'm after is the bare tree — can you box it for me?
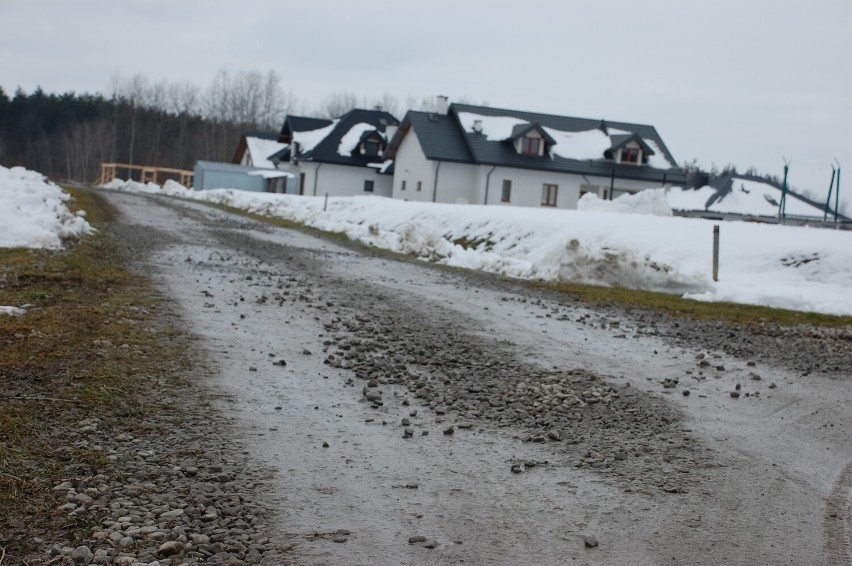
[319,91,361,119]
[202,68,295,130]
[369,93,400,117]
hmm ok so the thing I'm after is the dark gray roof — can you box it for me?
[388,111,474,164]
[388,103,686,185]
[277,116,334,143]
[297,108,400,167]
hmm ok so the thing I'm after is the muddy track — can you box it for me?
[91,190,852,565]
[826,461,852,566]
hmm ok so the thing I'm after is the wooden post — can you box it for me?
[324,193,329,212]
[712,224,720,282]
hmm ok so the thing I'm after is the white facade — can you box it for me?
[392,127,669,209]
[291,162,392,198]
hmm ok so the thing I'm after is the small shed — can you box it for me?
[193,160,297,193]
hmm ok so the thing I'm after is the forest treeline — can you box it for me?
[0,70,305,183]
[0,69,443,184]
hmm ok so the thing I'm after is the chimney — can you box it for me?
[436,95,449,115]
[472,119,483,133]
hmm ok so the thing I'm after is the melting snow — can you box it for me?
[100,178,852,316]
[0,165,93,249]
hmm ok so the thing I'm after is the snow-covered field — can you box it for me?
[97,178,852,317]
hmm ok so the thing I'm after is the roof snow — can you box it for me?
[456,111,675,168]
[245,136,288,169]
[293,120,338,153]
[544,126,630,161]
[337,123,380,157]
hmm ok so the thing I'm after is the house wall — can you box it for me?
[483,168,668,208]
[391,130,436,202]
[392,128,479,204]
[294,162,392,198]
[390,124,671,209]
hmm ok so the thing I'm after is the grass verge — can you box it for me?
[0,188,190,557]
[530,280,852,327]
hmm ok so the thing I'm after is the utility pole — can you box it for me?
[779,158,790,222]
[824,164,836,223]
[834,160,842,226]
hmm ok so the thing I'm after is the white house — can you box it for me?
[273,109,399,198]
[385,99,686,209]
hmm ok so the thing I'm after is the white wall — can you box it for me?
[391,124,669,209]
[391,129,436,202]
[293,162,392,198]
[481,168,668,209]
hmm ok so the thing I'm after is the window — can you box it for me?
[417,181,422,192]
[363,140,380,156]
[364,180,374,192]
[621,147,640,164]
[401,180,406,191]
[501,180,512,202]
[541,183,558,207]
[521,136,541,155]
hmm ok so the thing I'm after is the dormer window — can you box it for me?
[509,123,554,157]
[608,134,655,166]
[621,147,640,164]
[361,140,381,156]
[357,132,385,159]
[521,136,542,155]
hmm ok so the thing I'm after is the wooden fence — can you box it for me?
[98,163,194,187]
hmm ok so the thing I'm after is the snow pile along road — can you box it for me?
[0,165,93,249]
[0,165,95,316]
[100,179,852,316]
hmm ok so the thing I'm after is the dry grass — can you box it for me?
[0,188,189,555]
[531,280,852,327]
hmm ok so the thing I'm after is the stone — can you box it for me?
[443,426,455,435]
[584,535,599,548]
[158,540,185,556]
[71,545,94,564]
[408,535,427,544]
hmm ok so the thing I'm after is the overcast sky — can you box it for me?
[2,0,850,203]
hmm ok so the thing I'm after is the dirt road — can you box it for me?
[103,190,852,565]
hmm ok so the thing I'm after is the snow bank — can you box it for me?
[578,189,673,216]
[0,165,94,249]
[100,179,852,316]
[667,180,825,217]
